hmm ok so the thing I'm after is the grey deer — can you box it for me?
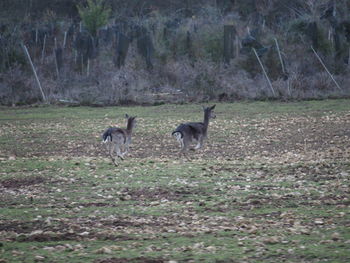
[172,105,216,157]
[102,114,137,165]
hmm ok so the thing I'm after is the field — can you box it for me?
[0,100,350,263]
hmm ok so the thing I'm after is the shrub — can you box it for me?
[77,0,111,37]
[0,25,26,72]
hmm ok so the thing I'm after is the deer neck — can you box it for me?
[203,111,210,131]
[126,120,134,135]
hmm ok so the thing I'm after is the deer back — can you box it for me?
[110,127,128,144]
[174,122,205,140]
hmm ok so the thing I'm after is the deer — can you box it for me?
[102,114,137,166]
[172,105,216,157]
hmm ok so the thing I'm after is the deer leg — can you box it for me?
[106,142,112,156]
[180,137,185,148]
[193,138,201,150]
[107,143,118,166]
[194,136,204,150]
[121,143,129,157]
[111,156,118,166]
[108,142,114,158]
[119,144,125,157]
[115,144,124,160]
[180,142,191,160]
[173,132,184,149]
[189,139,200,151]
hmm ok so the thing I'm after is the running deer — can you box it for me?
[102,114,137,165]
[172,105,216,157]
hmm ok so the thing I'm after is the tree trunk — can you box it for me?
[224,25,236,64]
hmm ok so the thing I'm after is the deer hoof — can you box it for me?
[112,158,118,166]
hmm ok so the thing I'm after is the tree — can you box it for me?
[77,0,111,37]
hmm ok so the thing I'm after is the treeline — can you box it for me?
[0,0,350,105]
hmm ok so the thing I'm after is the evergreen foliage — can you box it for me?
[77,0,111,37]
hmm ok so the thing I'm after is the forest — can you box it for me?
[1,0,350,105]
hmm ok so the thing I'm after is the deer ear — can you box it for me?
[125,114,129,119]
[211,104,216,110]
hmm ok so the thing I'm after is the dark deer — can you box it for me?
[102,114,137,165]
[172,105,216,157]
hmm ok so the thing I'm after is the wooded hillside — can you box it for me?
[1,0,349,105]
